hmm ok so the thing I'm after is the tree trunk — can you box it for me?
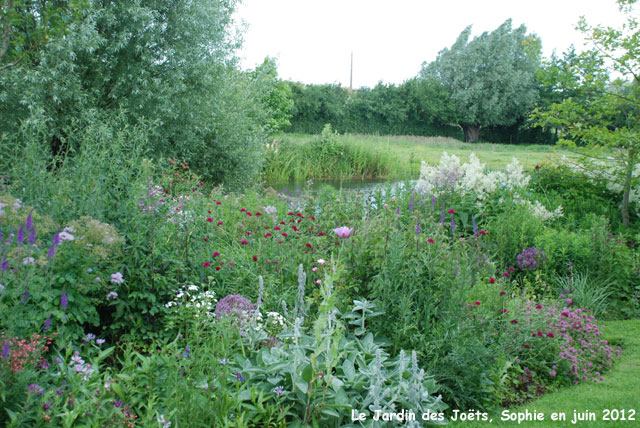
[462,125,481,143]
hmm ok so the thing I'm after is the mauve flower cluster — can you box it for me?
[522,302,620,384]
[215,294,255,321]
[517,247,546,271]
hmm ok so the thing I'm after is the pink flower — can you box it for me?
[312,267,318,272]
[240,240,249,245]
[549,370,556,377]
[427,238,435,244]
[536,304,543,309]
[474,301,481,306]
[448,209,456,214]
[333,226,353,238]
[315,280,322,284]
[264,233,272,238]
[503,272,511,277]
[566,298,573,305]
[203,262,211,268]
[216,201,221,205]
[508,267,515,271]
[317,259,326,265]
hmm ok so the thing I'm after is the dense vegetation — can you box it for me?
[0,0,639,426]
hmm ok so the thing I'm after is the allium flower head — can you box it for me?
[516,247,545,271]
[333,226,352,238]
[215,294,255,320]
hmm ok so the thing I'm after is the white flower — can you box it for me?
[110,272,124,284]
[106,291,118,300]
[22,257,35,265]
[264,205,277,214]
[59,231,74,241]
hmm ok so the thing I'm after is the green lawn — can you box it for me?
[449,319,640,428]
[280,133,577,174]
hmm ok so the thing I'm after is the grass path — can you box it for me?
[449,319,640,428]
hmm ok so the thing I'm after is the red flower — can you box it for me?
[310,216,316,220]
[536,304,543,309]
[203,238,208,242]
[292,226,298,232]
[503,272,511,277]
[508,266,515,271]
[206,217,213,223]
[296,213,303,217]
[305,243,312,248]
[282,232,287,237]
[535,165,540,170]
[213,251,220,258]
[287,212,294,216]
[547,332,555,338]
[501,309,508,313]
[274,226,281,231]
[246,231,251,235]
[252,255,257,262]
[523,344,531,349]
[240,208,246,212]
[278,241,284,244]
[246,212,252,216]
[317,232,324,236]
[474,301,481,306]
[561,311,569,317]
[215,266,221,271]
[203,261,211,268]
[510,319,518,324]
[490,278,496,284]
[256,212,261,216]
[280,221,285,225]
[264,233,272,238]
[537,331,543,336]
[427,238,435,244]
[216,201,222,205]
[217,221,223,226]
[499,290,506,296]
[448,209,456,214]
[208,210,211,214]
[240,240,249,245]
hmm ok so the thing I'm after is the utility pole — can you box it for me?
[350,52,353,91]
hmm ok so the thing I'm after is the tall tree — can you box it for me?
[421,19,541,142]
[532,0,640,228]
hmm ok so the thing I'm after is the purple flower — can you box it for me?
[28,384,44,395]
[43,314,52,333]
[431,197,436,207]
[1,341,9,359]
[28,228,36,244]
[516,247,546,271]
[233,372,245,382]
[333,226,353,239]
[113,399,123,408]
[53,232,61,246]
[1,255,7,271]
[439,207,445,224]
[408,198,413,212]
[184,345,191,358]
[450,216,456,235]
[96,338,105,345]
[16,226,24,245]
[43,401,52,411]
[396,205,400,215]
[61,290,68,309]
[47,244,55,259]
[215,294,255,320]
[26,210,33,230]
[0,225,3,243]
[472,216,478,236]
[22,290,29,304]
[273,386,285,396]
[416,220,421,236]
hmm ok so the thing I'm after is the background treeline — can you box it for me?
[283,79,556,144]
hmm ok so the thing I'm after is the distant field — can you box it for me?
[279,133,577,176]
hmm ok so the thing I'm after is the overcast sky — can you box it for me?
[233,0,627,88]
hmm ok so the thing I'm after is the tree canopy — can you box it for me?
[421,19,541,142]
[532,0,640,227]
